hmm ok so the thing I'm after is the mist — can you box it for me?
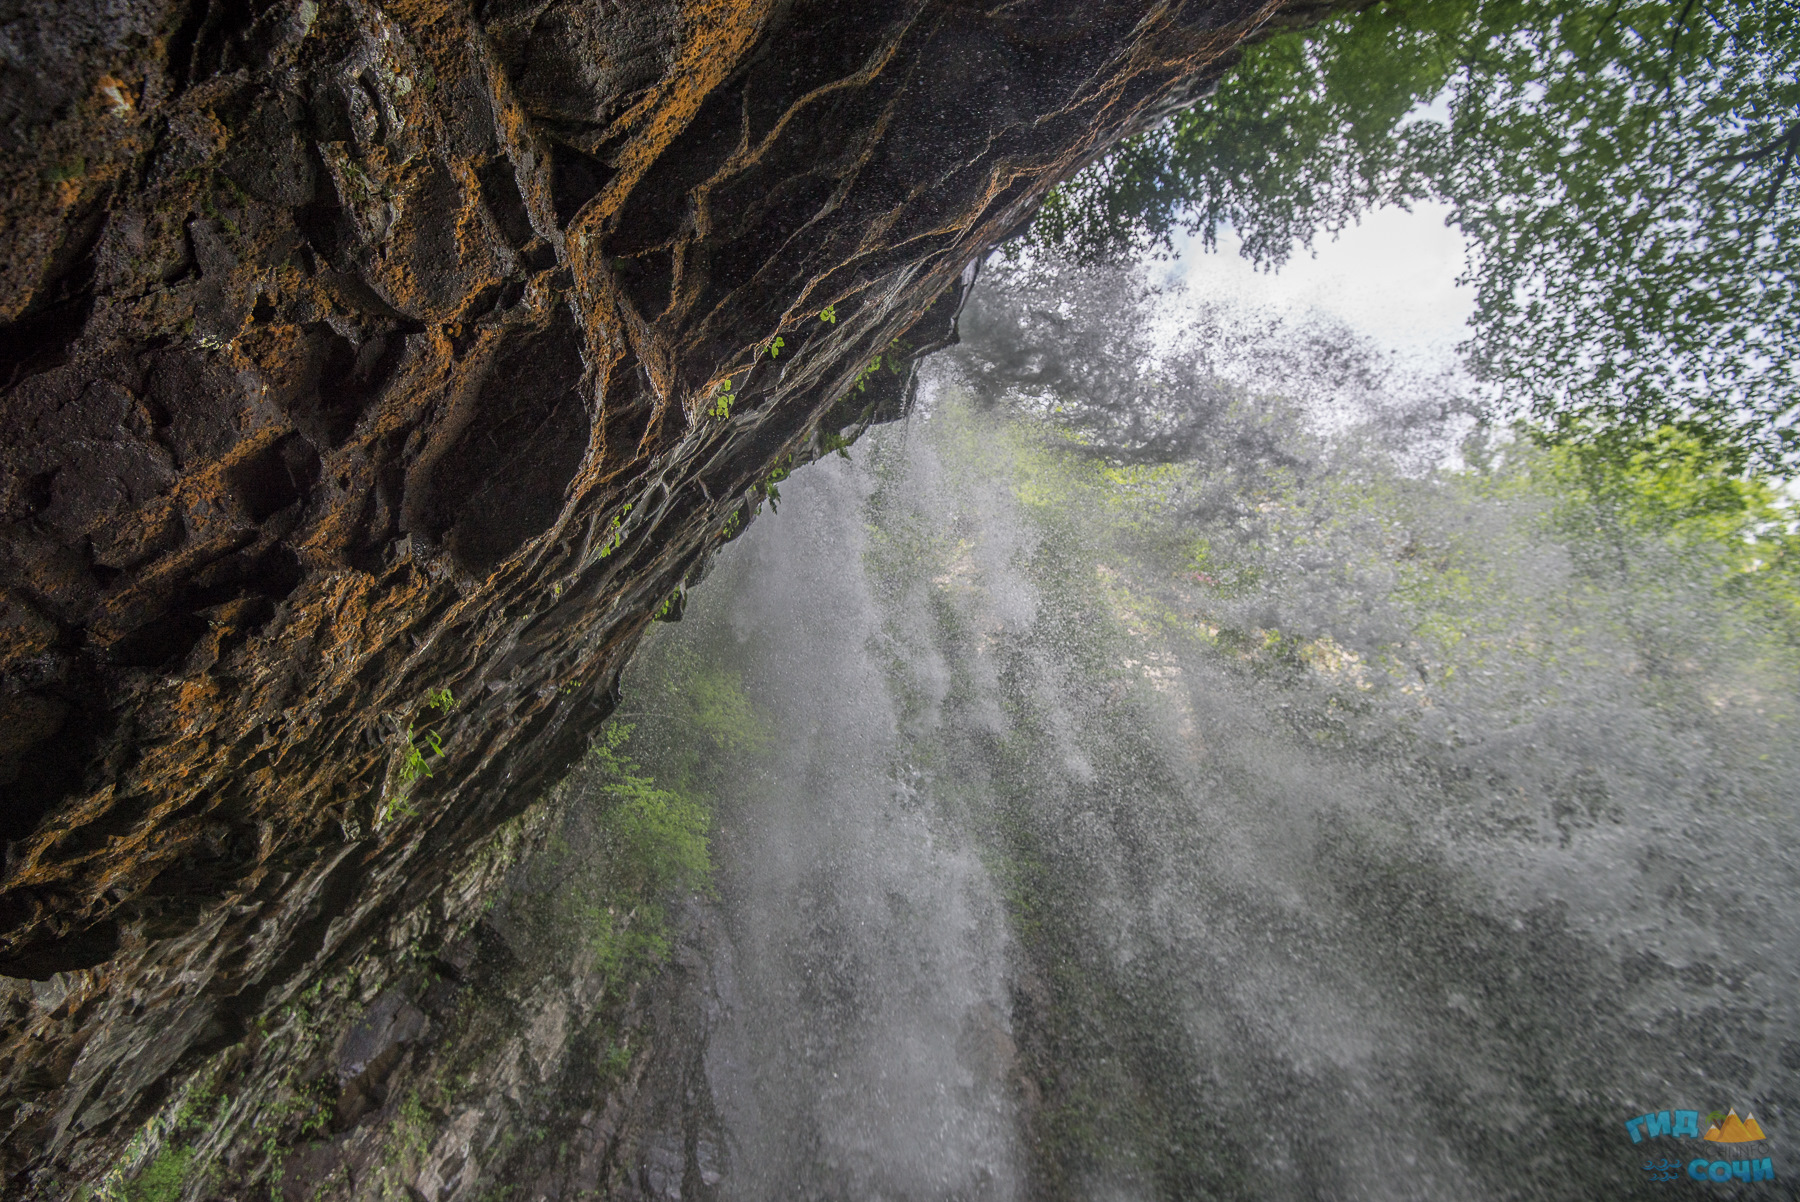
[589,263,1800,1199]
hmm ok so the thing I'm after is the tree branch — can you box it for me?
[1707,117,1800,169]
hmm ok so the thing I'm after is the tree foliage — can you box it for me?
[1026,0,1800,471]
[586,722,713,901]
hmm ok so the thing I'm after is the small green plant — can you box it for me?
[709,379,734,419]
[851,354,883,392]
[89,1070,227,1202]
[385,690,457,822]
[379,794,420,823]
[125,1146,192,1202]
[757,457,792,514]
[818,303,837,324]
[597,502,634,559]
[601,1038,634,1077]
[767,335,786,359]
[396,1092,432,1159]
[848,338,910,395]
[398,728,443,784]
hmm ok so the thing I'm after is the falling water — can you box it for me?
[603,296,1800,1201]
[661,453,1022,1201]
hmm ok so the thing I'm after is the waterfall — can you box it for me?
[660,449,1022,1199]
[605,323,1800,1201]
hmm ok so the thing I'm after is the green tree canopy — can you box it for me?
[1027,0,1800,472]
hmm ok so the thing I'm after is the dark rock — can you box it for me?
[0,920,117,980]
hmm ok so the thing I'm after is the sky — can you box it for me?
[1163,199,1476,362]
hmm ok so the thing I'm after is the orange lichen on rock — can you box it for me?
[595,0,782,225]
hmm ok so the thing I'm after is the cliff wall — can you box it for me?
[0,0,1329,1191]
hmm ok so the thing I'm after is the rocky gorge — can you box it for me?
[0,0,1356,1196]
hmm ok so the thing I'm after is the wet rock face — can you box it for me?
[0,0,1313,1189]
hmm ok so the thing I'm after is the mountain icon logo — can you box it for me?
[1703,1110,1766,1143]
